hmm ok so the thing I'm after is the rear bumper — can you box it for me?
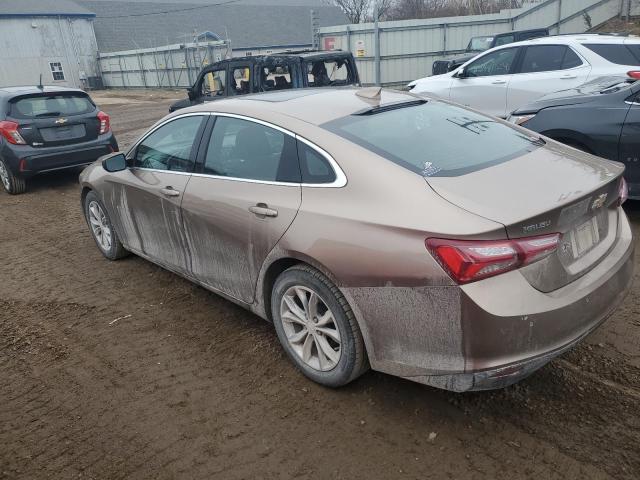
[343,208,634,392]
[1,134,117,178]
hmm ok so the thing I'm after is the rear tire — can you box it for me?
[0,158,27,195]
[83,191,128,260]
[271,264,369,387]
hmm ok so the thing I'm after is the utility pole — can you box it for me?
[311,9,320,50]
[374,1,381,86]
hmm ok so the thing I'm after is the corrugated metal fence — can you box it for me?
[98,40,230,88]
[318,0,640,86]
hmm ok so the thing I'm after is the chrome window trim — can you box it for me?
[127,111,347,188]
[202,112,347,188]
[130,167,192,176]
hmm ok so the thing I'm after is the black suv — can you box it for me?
[432,28,549,75]
[169,50,360,112]
[0,86,117,194]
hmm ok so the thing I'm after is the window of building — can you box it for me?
[50,62,65,81]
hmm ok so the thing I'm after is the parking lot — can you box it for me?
[1,90,639,480]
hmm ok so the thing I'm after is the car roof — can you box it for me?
[181,88,420,126]
[202,50,352,68]
[500,33,640,49]
[0,85,86,99]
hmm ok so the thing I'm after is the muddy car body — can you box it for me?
[169,50,360,112]
[80,88,633,392]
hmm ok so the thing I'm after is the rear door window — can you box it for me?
[230,66,251,95]
[260,65,293,91]
[583,43,640,65]
[203,116,299,182]
[9,94,94,118]
[322,101,541,177]
[519,45,577,73]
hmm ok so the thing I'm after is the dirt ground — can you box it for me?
[1,90,639,480]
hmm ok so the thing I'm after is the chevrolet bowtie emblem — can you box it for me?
[591,193,607,210]
[55,117,68,125]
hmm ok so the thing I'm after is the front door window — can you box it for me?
[465,48,518,77]
[200,70,226,98]
[134,116,204,172]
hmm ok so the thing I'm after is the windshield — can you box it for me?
[322,101,542,177]
[9,93,94,119]
[467,36,494,52]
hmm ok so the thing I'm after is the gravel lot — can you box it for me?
[1,90,639,480]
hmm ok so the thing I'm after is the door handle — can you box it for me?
[160,186,181,197]
[491,79,507,84]
[249,203,278,218]
[561,74,577,79]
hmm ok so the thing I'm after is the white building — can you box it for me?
[0,0,100,89]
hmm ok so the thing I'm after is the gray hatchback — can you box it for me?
[0,86,118,194]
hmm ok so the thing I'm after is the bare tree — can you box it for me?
[387,0,524,20]
[327,0,394,23]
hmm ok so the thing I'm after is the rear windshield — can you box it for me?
[323,101,541,177]
[9,93,95,119]
[583,43,640,66]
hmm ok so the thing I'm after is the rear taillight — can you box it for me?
[97,111,110,135]
[627,71,640,79]
[426,233,560,284]
[618,177,629,206]
[0,120,26,145]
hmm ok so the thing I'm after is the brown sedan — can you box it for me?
[80,88,634,391]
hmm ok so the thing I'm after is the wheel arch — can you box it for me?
[257,250,376,366]
[259,251,339,323]
[541,129,594,153]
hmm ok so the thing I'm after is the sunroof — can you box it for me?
[239,90,326,103]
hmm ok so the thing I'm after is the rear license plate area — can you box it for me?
[40,124,85,141]
[571,217,600,258]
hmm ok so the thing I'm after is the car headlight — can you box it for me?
[508,113,536,126]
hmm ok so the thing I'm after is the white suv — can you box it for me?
[408,34,640,118]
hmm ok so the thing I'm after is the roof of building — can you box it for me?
[75,1,347,52]
[0,0,95,18]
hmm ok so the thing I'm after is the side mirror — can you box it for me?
[455,67,467,78]
[102,153,127,173]
[187,88,197,101]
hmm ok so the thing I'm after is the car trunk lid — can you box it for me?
[425,142,624,292]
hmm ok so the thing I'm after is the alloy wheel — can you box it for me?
[88,200,112,252]
[280,286,341,371]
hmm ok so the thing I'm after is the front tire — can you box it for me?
[0,158,26,195]
[83,191,128,260]
[272,265,368,387]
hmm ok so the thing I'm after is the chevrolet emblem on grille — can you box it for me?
[55,118,68,125]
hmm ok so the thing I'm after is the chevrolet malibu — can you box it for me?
[79,88,634,391]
